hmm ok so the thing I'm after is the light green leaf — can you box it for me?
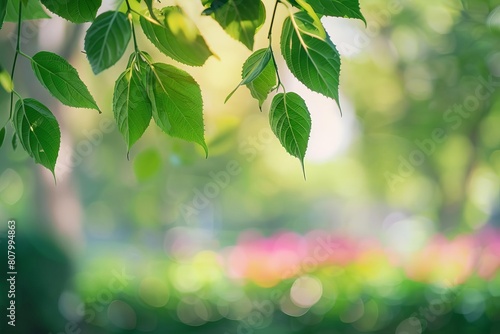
[84,11,131,74]
[226,48,277,108]
[305,0,365,23]
[0,64,13,92]
[0,127,5,148]
[203,0,265,50]
[246,57,277,109]
[281,12,341,106]
[140,7,214,67]
[294,0,326,38]
[147,63,207,156]
[5,0,50,22]
[113,60,152,152]
[40,0,101,23]
[0,0,7,29]
[31,51,100,112]
[143,0,161,24]
[269,92,311,176]
[13,98,61,175]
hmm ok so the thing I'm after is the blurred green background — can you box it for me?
[1,0,500,333]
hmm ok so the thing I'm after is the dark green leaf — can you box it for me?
[5,0,50,22]
[0,127,5,148]
[226,48,277,108]
[201,0,228,15]
[0,0,7,29]
[147,63,207,156]
[40,0,101,23]
[113,59,152,152]
[84,11,131,74]
[269,92,311,176]
[13,98,61,175]
[31,51,100,111]
[11,133,17,150]
[140,7,214,67]
[281,12,341,106]
[204,0,265,50]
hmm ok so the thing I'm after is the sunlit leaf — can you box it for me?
[147,63,207,155]
[226,48,276,108]
[203,0,265,50]
[84,11,131,74]
[269,92,311,176]
[0,64,13,92]
[281,12,341,106]
[140,7,213,67]
[13,98,60,175]
[143,0,161,24]
[113,59,152,152]
[244,53,277,108]
[5,0,50,22]
[294,0,326,37]
[31,51,100,111]
[40,0,101,23]
[292,0,366,23]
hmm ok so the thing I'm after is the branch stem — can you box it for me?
[125,0,140,53]
[9,1,23,122]
[268,0,284,91]
[268,0,280,40]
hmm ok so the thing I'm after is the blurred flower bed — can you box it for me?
[59,228,500,333]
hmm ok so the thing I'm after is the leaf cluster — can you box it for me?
[0,0,365,178]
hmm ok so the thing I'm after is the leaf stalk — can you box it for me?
[9,1,23,123]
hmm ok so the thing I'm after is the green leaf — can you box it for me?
[281,12,341,106]
[113,60,152,152]
[246,56,277,109]
[31,51,100,112]
[0,0,7,29]
[226,48,277,108]
[147,63,207,156]
[294,0,326,37]
[269,92,311,176]
[11,133,17,151]
[84,11,131,74]
[5,0,50,22]
[40,0,101,23]
[0,64,13,92]
[0,127,5,148]
[13,98,61,175]
[298,0,366,24]
[143,0,161,24]
[203,0,265,50]
[201,0,228,15]
[140,7,214,67]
